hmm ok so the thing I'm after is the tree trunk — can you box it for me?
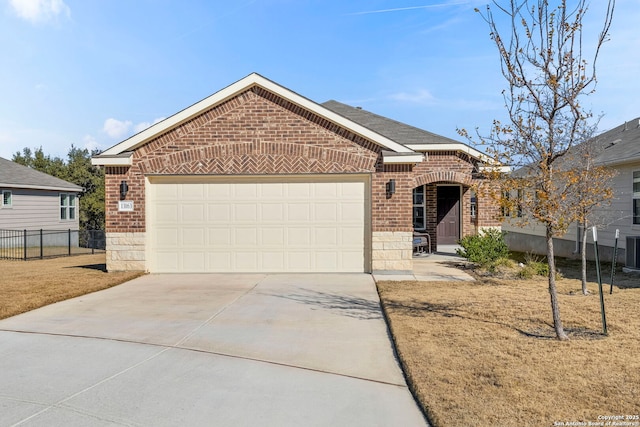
[581,221,589,295]
[546,227,569,340]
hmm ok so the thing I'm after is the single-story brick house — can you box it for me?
[92,73,501,273]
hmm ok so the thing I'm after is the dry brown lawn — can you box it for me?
[0,254,143,319]
[378,266,640,427]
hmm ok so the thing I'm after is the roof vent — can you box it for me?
[356,106,362,110]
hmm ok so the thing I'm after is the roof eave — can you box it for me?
[91,153,134,167]
[382,152,424,164]
[0,183,83,192]
[98,73,415,157]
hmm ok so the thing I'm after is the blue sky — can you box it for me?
[1,0,638,160]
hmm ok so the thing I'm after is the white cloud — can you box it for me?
[390,89,436,104]
[82,134,101,153]
[102,118,133,139]
[9,0,70,24]
[133,117,165,135]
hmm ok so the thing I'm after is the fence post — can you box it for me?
[23,229,27,260]
[40,229,43,259]
[68,229,71,256]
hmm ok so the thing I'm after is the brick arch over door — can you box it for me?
[412,171,473,188]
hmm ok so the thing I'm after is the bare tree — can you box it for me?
[472,0,615,340]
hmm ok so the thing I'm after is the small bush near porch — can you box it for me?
[377,261,640,426]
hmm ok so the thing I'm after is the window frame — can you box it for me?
[60,193,77,221]
[413,185,426,230]
[633,171,640,225]
[2,190,12,208]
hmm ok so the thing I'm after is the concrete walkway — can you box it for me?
[0,274,428,427]
[374,245,475,282]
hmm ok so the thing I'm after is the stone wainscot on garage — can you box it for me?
[92,73,501,274]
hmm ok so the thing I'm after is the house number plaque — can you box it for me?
[118,201,134,212]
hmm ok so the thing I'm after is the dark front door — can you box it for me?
[437,186,460,245]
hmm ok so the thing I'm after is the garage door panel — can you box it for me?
[287,204,310,221]
[209,228,231,245]
[287,228,311,246]
[210,252,231,270]
[314,203,338,221]
[156,228,179,246]
[156,252,179,272]
[182,205,204,222]
[149,178,367,273]
[208,204,231,221]
[182,228,206,246]
[234,204,258,222]
[183,252,206,271]
[261,228,285,245]
[261,252,285,271]
[234,228,258,245]
[181,184,205,200]
[156,204,178,222]
[260,203,284,221]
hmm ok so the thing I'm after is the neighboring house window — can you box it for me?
[634,171,640,224]
[413,186,426,230]
[2,190,11,208]
[502,191,510,217]
[60,193,76,220]
[516,189,524,218]
[470,191,477,219]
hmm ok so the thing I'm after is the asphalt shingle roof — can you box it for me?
[595,118,640,166]
[321,100,465,147]
[0,157,82,192]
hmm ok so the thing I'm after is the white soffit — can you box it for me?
[382,153,424,164]
[97,73,414,158]
[91,153,133,166]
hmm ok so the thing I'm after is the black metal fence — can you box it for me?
[0,229,105,260]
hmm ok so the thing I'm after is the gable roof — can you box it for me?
[0,157,83,192]
[321,100,489,161]
[92,73,422,167]
[594,118,640,166]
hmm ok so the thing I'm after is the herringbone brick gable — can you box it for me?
[134,88,380,175]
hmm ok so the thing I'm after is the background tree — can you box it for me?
[471,0,615,340]
[12,146,105,231]
[569,128,616,295]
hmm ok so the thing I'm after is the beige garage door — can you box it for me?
[147,176,369,273]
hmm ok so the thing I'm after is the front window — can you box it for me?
[470,191,477,218]
[2,190,11,208]
[634,171,640,224]
[413,186,426,230]
[60,193,76,220]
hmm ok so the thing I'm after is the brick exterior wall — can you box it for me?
[104,86,500,272]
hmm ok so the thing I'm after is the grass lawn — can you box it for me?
[0,254,143,320]
[377,262,640,427]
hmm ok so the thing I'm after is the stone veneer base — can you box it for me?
[371,231,413,272]
[106,232,146,271]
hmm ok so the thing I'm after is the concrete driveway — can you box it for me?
[0,274,428,426]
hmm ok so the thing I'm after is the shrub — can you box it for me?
[456,229,510,268]
[517,252,550,278]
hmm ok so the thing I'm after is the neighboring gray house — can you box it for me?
[503,118,640,266]
[0,157,82,232]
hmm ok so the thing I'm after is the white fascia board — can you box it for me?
[91,155,133,167]
[382,153,424,164]
[0,183,83,192]
[405,143,487,159]
[99,73,414,157]
[479,165,512,173]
